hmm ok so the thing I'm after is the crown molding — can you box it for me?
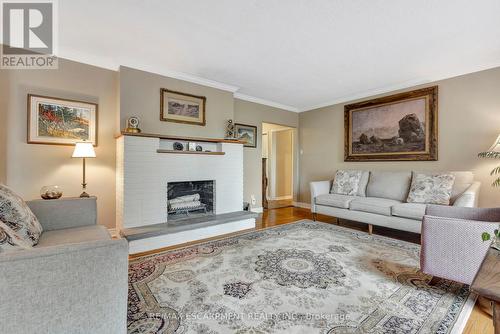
[298,78,432,112]
[299,60,500,112]
[234,93,299,112]
[58,47,239,93]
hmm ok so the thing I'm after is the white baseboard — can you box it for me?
[269,196,293,200]
[293,201,311,209]
[251,207,264,213]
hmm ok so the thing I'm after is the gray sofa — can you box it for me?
[310,171,480,234]
[0,197,129,334]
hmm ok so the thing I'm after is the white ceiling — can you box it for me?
[59,0,500,112]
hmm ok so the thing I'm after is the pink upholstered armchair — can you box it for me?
[421,205,500,285]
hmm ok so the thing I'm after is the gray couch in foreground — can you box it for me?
[0,197,129,334]
[310,171,480,234]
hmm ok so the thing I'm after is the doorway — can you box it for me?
[262,122,295,209]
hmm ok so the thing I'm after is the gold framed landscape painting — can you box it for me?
[344,86,438,161]
[28,94,98,146]
[160,88,206,126]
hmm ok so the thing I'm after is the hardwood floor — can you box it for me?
[132,206,494,333]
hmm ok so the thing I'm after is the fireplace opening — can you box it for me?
[167,180,215,221]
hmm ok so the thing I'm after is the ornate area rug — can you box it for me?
[128,220,475,333]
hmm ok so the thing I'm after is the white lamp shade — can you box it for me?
[72,142,96,158]
[487,134,500,153]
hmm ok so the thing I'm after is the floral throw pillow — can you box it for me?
[0,220,32,252]
[0,184,43,247]
[407,173,456,205]
[331,170,363,196]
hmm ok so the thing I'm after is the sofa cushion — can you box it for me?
[357,171,370,197]
[316,194,357,209]
[415,171,473,204]
[0,183,43,246]
[36,225,110,248]
[366,171,412,201]
[392,203,427,220]
[331,170,363,196]
[0,220,32,252]
[407,173,455,205]
[349,197,401,216]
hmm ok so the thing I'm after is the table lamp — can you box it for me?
[72,141,96,197]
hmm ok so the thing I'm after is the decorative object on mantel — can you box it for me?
[72,141,96,198]
[173,142,184,151]
[235,123,257,148]
[188,142,197,151]
[196,145,203,152]
[225,119,235,139]
[125,116,141,133]
[160,88,206,126]
[28,94,98,146]
[344,86,438,161]
[40,185,63,200]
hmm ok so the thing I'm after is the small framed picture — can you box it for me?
[160,88,206,126]
[235,123,257,148]
[188,142,197,151]
[28,94,98,146]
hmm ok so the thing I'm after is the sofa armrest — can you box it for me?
[310,180,331,213]
[27,197,97,231]
[453,181,481,207]
[0,238,128,334]
[420,215,497,285]
[425,205,500,222]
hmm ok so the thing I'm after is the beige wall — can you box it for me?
[119,66,233,138]
[299,67,500,208]
[1,59,118,228]
[234,99,299,209]
[275,129,293,198]
[0,70,8,183]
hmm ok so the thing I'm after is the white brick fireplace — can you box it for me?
[116,133,256,253]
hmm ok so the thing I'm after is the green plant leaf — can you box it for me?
[482,232,491,241]
[492,177,500,187]
[478,151,500,159]
[491,166,500,175]
[477,152,500,159]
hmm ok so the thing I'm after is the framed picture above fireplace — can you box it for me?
[344,86,438,161]
[160,88,206,126]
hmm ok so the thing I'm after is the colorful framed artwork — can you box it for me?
[344,86,438,161]
[235,123,257,148]
[27,94,98,146]
[160,88,206,126]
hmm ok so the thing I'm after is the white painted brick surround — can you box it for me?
[116,136,244,229]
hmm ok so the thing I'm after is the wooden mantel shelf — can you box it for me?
[117,131,244,144]
[156,149,225,155]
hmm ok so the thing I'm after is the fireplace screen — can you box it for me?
[167,180,215,220]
